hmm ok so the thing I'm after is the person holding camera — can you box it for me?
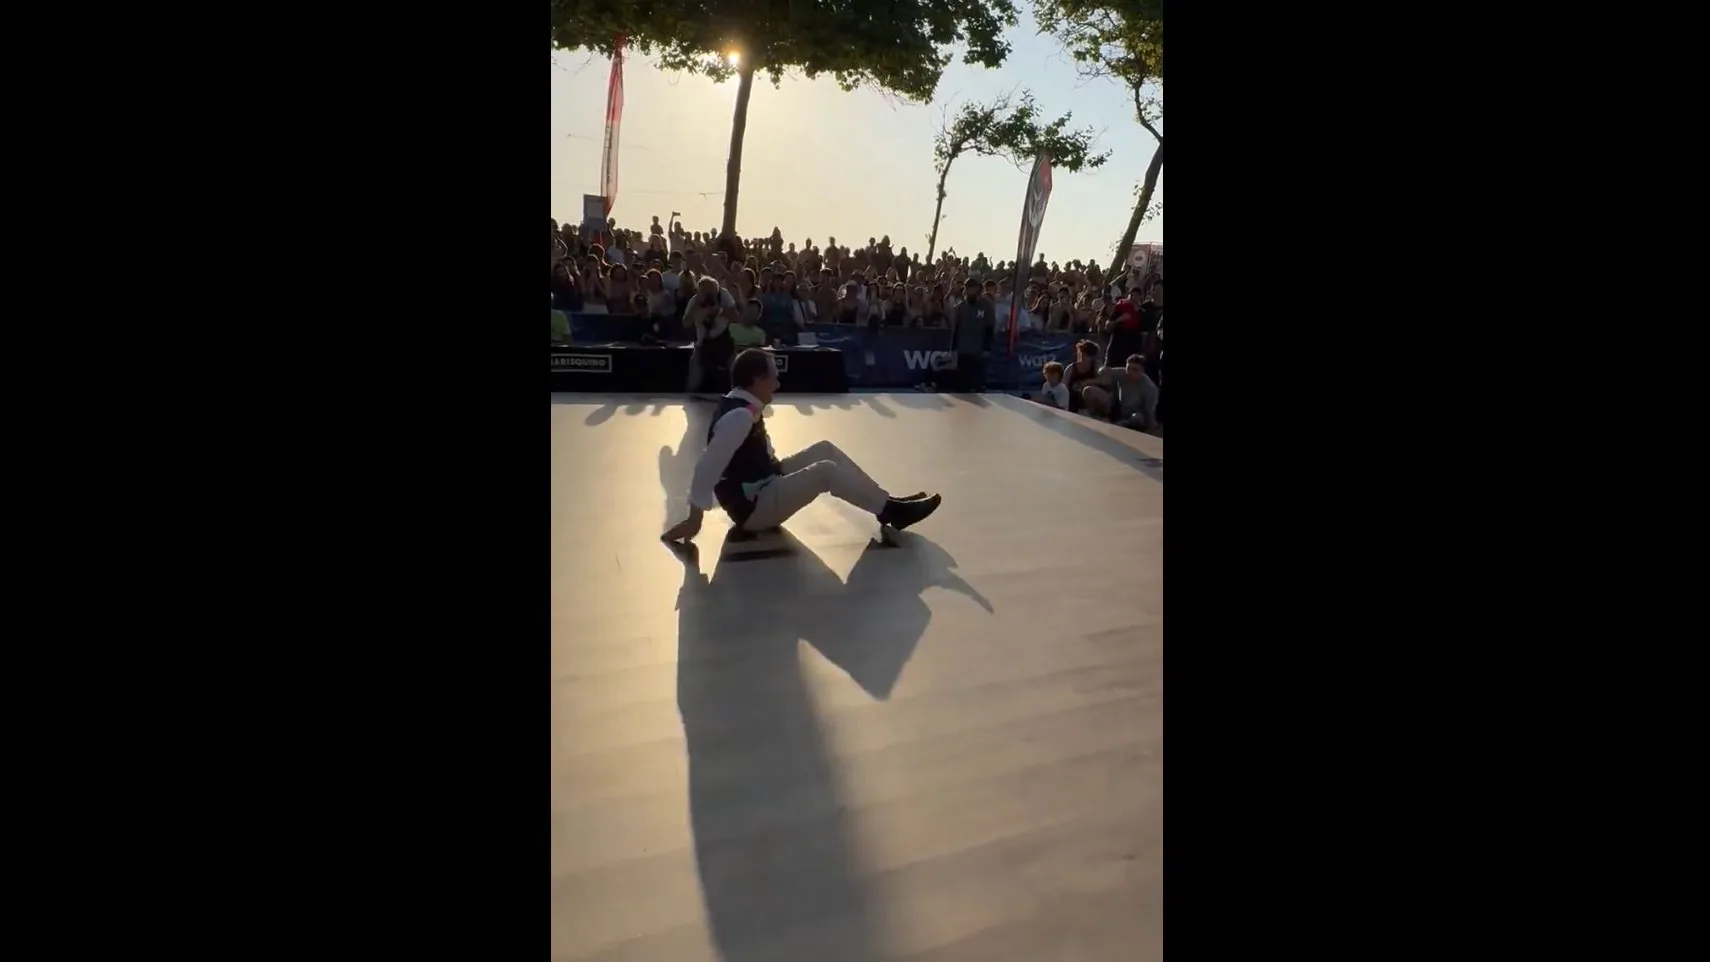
[684,276,738,397]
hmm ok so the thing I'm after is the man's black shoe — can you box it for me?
[878,493,942,531]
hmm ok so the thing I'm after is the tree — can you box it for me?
[550,1,1021,247]
[925,91,1109,265]
[1034,0,1163,280]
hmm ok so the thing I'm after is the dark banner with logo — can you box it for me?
[1010,152,1054,354]
[558,315,1076,391]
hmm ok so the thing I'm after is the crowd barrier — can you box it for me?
[562,314,1080,391]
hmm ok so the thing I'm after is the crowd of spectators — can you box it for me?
[551,215,1164,432]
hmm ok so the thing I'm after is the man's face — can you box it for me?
[1126,359,1145,380]
[750,359,780,403]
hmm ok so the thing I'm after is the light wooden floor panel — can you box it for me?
[552,393,1162,962]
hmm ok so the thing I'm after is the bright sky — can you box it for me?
[550,20,1162,266]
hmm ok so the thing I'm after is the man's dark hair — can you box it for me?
[1076,339,1100,357]
[1126,354,1146,367]
[731,348,774,389]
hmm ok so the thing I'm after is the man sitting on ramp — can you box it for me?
[662,349,941,543]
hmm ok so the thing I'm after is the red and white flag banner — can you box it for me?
[600,36,626,216]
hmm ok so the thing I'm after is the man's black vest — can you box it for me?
[710,393,782,523]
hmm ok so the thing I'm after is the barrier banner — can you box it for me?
[560,315,1075,390]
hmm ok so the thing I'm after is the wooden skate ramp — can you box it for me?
[551,393,1162,962]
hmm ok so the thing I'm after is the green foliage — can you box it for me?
[1033,0,1162,88]
[932,91,1110,178]
[924,90,1107,263]
[550,0,1020,100]
[1034,0,1162,134]
[1035,0,1163,277]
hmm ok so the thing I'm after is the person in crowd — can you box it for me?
[1084,258,1105,294]
[605,263,636,316]
[1147,310,1165,392]
[728,299,769,348]
[1048,286,1075,332]
[904,286,926,327]
[551,306,570,344]
[648,216,668,256]
[835,281,861,325]
[551,260,583,314]
[845,269,870,325]
[1063,340,1106,415]
[603,225,627,266]
[813,267,840,324]
[1024,283,1050,332]
[951,277,993,393]
[733,267,759,312]
[1071,295,1096,335]
[661,250,686,296]
[924,283,949,328]
[663,349,942,544]
[684,276,738,396]
[578,252,608,314]
[790,281,816,327]
[1104,292,1151,374]
[552,219,569,265]
[759,272,797,344]
[642,268,678,338]
[1094,354,1161,432]
[1033,360,1070,408]
[883,285,909,327]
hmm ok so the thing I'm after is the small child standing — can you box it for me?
[1035,361,1070,408]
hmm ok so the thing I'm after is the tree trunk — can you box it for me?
[719,63,757,251]
[924,159,955,265]
[1107,141,1164,284]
